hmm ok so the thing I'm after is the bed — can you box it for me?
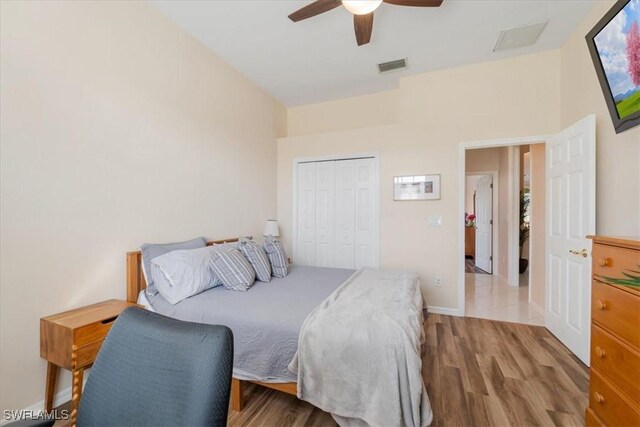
[126,238,432,426]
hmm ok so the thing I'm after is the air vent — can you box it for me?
[378,58,408,73]
[494,21,548,52]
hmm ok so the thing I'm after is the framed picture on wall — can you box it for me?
[393,174,441,201]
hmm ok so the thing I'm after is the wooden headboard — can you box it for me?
[126,238,240,303]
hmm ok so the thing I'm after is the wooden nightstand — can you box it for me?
[40,299,138,423]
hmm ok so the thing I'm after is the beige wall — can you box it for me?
[497,148,510,279]
[465,175,480,215]
[279,50,562,312]
[561,0,640,236]
[0,0,285,413]
[466,147,501,173]
[529,144,546,309]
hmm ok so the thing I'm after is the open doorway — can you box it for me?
[458,116,595,364]
[463,144,545,326]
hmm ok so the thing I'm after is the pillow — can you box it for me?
[238,238,271,282]
[263,238,289,278]
[150,246,221,305]
[140,237,207,296]
[210,249,256,292]
[212,242,239,252]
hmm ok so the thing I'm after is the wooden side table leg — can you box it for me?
[231,378,244,412]
[70,368,84,427]
[45,362,58,413]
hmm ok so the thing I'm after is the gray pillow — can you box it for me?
[238,238,271,282]
[150,246,222,305]
[263,238,289,278]
[140,237,207,295]
[210,249,256,292]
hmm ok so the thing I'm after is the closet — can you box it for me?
[295,157,379,269]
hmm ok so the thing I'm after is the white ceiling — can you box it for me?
[149,0,595,107]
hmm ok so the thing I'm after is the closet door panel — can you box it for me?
[334,160,356,269]
[297,162,316,266]
[315,161,335,267]
[355,158,378,268]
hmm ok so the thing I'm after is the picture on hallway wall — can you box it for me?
[586,0,640,133]
[393,174,441,201]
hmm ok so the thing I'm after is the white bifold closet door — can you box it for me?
[296,158,378,269]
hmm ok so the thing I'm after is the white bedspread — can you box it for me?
[289,268,433,427]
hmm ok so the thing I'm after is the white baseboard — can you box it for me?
[427,305,462,317]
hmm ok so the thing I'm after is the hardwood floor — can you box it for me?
[423,314,588,427]
[55,314,589,427]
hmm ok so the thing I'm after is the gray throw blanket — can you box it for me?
[289,268,433,427]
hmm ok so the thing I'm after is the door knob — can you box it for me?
[569,249,588,258]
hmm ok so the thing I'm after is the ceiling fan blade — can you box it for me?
[288,0,342,22]
[354,13,374,46]
[383,0,443,6]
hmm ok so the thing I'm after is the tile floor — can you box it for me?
[465,271,544,326]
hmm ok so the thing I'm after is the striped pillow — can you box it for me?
[210,249,256,292]
[263,238,289,278]
[238,238,271,282]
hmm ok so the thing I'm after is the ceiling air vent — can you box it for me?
[494,21,548,52]
[378,58,408,74]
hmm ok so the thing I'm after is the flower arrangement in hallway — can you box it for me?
[465,213,476,227]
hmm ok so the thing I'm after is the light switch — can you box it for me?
[428,216,443,226]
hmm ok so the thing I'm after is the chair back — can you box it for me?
[77,307,233,427]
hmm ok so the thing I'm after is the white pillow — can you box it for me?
[150,246,221,305]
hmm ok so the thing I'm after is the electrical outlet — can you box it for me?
[435,277,443,287]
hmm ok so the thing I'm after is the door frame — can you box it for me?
[465,171,499,275]
[458,136,549,316]
[292,152,381,268]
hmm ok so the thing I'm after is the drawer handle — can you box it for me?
[101,316,117,325]
[598,257,610,267]
[594,392,605,404]
[595,346,606,358]
[597,300,607,310]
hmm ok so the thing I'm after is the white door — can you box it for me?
[315,161,335,267]
[334,160,356,269]
[295,156,379,269]
[296,162,316,266]
[355,158,379,268]
[546,115,596,366]
[475,175,493,273]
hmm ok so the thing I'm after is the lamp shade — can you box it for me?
[263,220,280,237]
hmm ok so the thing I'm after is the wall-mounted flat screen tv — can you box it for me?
[586,0,640,134]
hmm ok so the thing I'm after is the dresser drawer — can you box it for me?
[593,244,640,280]
[585,407,605,427]
[589,370,640,427]
[592,283,640,349]
[591,325,640,406]
[73,340,104,369]
[74,315,118,347]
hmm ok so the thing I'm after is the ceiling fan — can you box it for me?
[288,0,443,46]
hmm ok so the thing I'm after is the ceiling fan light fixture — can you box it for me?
[342,0,383,15]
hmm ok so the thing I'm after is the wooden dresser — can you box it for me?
[465,226,476,258]
[585,236,640,427]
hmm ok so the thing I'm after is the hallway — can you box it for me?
[465,272,544,326]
